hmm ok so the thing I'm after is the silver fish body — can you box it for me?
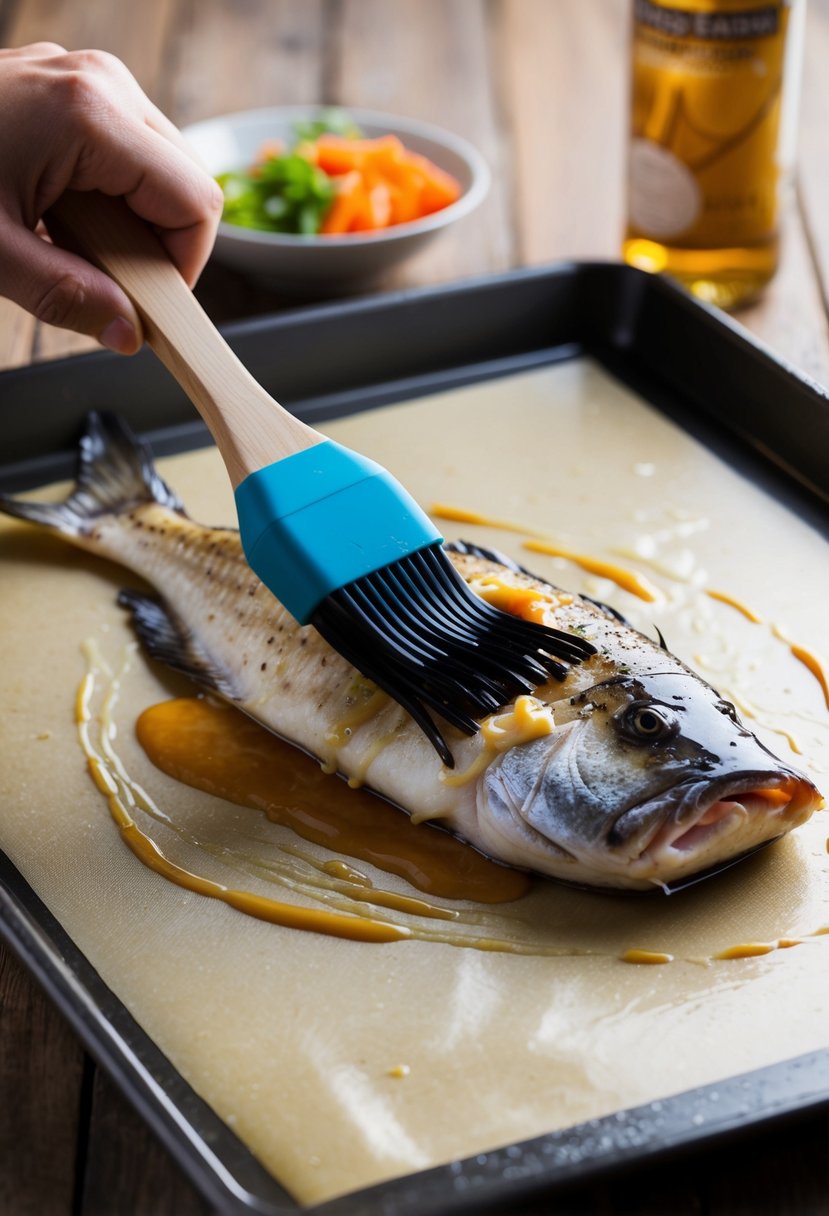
[0,414,821,891]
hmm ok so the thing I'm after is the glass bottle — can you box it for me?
[622,0,806,309]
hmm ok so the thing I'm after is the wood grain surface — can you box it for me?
[2,2,828,1213]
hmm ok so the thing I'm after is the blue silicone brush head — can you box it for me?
[236,440,596,766]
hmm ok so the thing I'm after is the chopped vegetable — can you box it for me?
[217,112,463,237]
[217,154,334,235]
[292,107,363,143]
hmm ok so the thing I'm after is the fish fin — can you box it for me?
[118,589,239,698]
[446,540,633,626]
[445,539,525,573]
[0,411,183,537]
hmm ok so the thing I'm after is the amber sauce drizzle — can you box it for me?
[76,675,408,943]
[320,680,398,785]
[136,697,530,905]
[431,505,663,602]
[772,626,829,712]
[438,695,556,790]
[430,503,545,536]
[705,589,764,623]
[698,593,829,717]
[523,540,662,603]
[432,506,828,716]
[75,672,829,961]
[133,700,829,964]
[714,942,777,960]
[620,949,674,965]
[466,576,574,623]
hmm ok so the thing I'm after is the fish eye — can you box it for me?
[616,702,679,744]
[718,700,739,723]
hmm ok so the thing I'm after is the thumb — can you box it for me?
[0,218,143,353]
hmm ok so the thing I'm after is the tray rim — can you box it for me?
[1,259,828,1214]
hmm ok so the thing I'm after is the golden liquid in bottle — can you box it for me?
[623,0,803,309]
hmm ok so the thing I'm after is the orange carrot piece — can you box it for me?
[403,150,462,214]
[319,170,363,234]
[314,135,370,176]
[347,179,383,232]
[387,182,422,225]
[367,182,393,228]
[364,135,407,165]
[315,133,462,231]
[369,141,417,188]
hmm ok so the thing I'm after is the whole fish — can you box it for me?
[1,413,822,892]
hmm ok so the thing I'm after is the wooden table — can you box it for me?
[1,2,827,1212]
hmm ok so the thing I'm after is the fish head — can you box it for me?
[477,671,822,890]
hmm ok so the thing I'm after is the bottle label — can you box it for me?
[628,0,791,248]
[634,0,780,40]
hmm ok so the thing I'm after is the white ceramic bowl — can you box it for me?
[182,106,490,294]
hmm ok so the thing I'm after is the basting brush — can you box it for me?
[48,192,596,764]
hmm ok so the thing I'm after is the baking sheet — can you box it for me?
[1,266,828,1213]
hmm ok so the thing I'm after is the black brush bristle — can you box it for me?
[311,543,597,767]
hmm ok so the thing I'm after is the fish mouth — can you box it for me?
[630,771,820,878]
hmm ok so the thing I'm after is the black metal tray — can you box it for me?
[1,263,828,1215]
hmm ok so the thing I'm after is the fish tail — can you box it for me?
[0,411,183,536]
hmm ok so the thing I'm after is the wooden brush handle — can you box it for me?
[47,190,323,487]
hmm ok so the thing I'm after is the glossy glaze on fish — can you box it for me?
[0,413,822,891]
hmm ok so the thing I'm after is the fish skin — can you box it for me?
[0,413,822,891]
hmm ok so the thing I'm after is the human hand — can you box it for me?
[0,44,224,354]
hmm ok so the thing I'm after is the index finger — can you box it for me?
[72,112,224,285]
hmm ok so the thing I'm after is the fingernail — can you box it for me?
[99,317,139,355]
